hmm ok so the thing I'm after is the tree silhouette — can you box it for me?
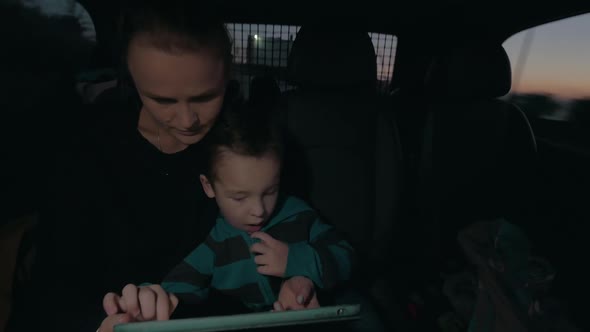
[508,93,559,120]
[570,98,590,129]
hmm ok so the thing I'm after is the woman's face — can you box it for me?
[127,34,227,146]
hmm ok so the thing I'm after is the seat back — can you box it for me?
[279,24,402,269]
[412,42,538,266]
[249,74,281,109]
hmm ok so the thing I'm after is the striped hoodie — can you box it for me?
[160,195,355,311]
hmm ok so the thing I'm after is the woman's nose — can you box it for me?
[176,103,198,129]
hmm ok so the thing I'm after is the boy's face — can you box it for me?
[200,149,281,234]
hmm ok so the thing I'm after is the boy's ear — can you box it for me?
[199,174,216,198]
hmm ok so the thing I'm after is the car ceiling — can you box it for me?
[73,0,589,70]
[78,0,590,40]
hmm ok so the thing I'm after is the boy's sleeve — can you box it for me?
[284,213,355,290]
[160,235,217,305]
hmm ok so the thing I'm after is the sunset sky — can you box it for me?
[503,12,590,100]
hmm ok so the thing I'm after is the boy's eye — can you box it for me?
[232,196,245,202]
[264,187,279,196]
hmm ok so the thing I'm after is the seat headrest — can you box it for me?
[424,43,511,99]
[287,24,377,90]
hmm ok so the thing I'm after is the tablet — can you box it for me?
[114,304,360,332]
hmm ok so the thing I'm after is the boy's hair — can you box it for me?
[204,103,284,181]
[118,0,232,71]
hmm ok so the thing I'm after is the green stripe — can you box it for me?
[211,259,259,290]
[308,216,337,242]
[184,243,215,274]
[285,242,323,287]
[217,282,266,305]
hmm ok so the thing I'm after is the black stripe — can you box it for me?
[310,243,354,290]
[267,276,283,296]
[206,235,252,267]
[176,292,207,305]
[313,244,336,289]
[312,228,347,246]
[204,235,225,253]
[216,282,265,304]
[163,261,211,286]
[266,210,316,243]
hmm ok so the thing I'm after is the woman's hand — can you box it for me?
[97,312,134,332]
[98,284,179,331]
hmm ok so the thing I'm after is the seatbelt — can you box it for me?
[417,110,438,265]
[372,105,400,265]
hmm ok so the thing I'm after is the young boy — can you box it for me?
[107,103,355,320]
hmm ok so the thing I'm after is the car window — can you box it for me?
[503,13,590,144]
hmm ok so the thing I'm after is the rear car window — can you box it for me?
[226,23,397,95]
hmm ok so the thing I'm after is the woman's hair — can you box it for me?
[204,103,284,181]
[118,0,232,70]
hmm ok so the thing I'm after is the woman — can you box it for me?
[11,2,317,332]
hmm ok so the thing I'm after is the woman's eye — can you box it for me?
[153,98,177,105]
[189,94,217,103]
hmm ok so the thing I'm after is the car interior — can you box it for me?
[2,0,590,331]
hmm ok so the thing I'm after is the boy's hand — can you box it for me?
[250,232,289,277]
[273,276,320,311]
[102,284,179,322]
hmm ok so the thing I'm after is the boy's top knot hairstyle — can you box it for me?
[204,102,284,180]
